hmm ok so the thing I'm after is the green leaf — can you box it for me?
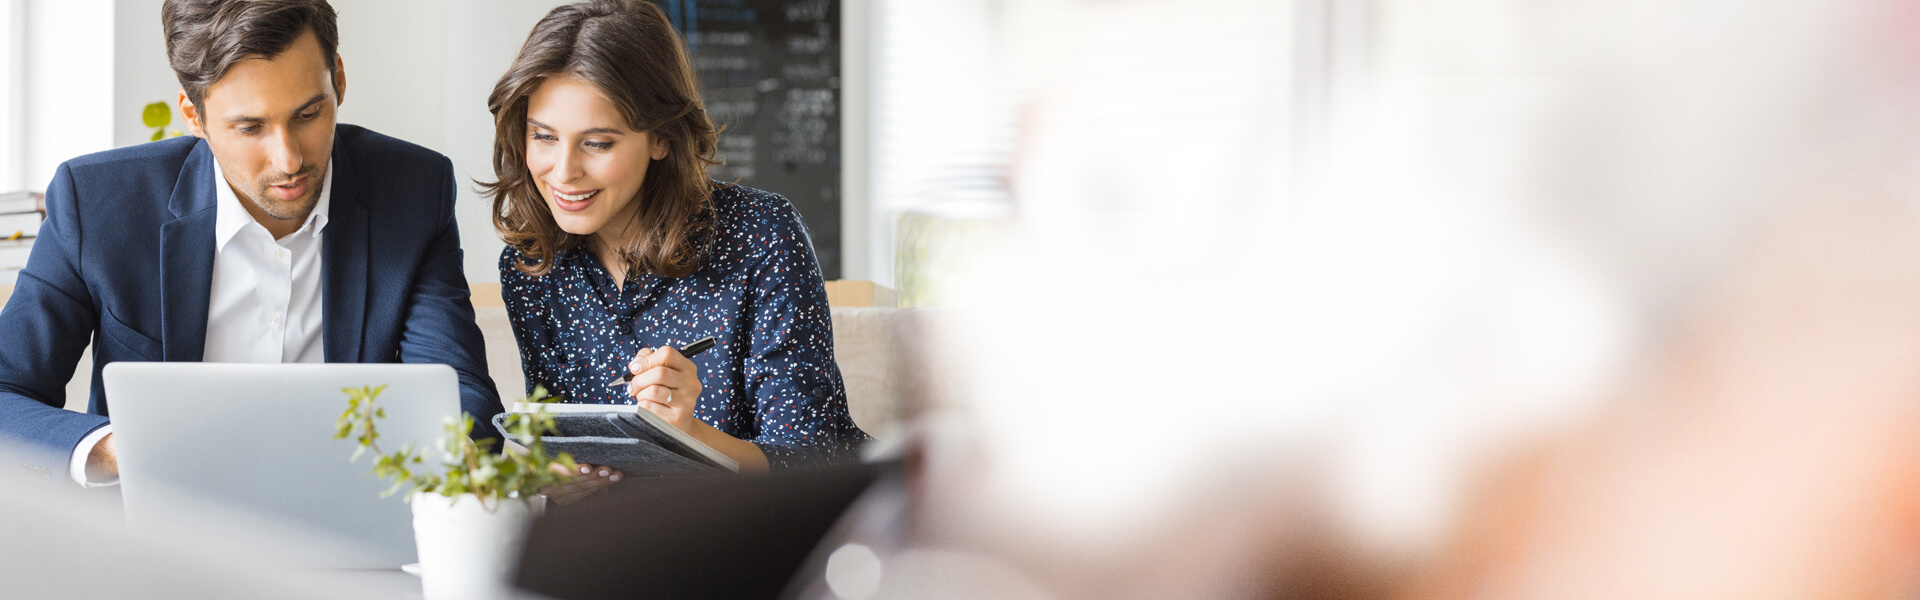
[340,384,589,502]
[150,130,163,142]
[141,102,170,129]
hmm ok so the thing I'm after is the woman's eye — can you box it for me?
[585,141,613,151]
[531,132,557,142]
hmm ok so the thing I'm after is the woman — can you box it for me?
[484,0,867,484]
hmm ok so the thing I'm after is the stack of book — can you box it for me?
[0,191,44,284]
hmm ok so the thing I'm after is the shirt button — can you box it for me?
[273,248,286,260]
[269,313,282,326]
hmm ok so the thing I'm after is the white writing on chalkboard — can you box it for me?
[788,34,831,55]
[696,56,753,71]
[689,31,751,46]
[775,88,834,165]
[785,0,829,22]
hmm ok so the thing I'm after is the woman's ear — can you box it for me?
[178,89,206,139]
[650,134,669,161]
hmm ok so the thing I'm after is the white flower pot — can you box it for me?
[411,492,544,600]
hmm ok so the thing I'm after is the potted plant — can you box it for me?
[335,385,577,600]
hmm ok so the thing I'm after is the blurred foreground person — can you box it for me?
[792,0,1920,599]
[1398,180,1920,599]
[0,441,428,599]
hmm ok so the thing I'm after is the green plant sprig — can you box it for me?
[334,385,578,509]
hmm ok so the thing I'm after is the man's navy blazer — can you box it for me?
[0,124,504,484]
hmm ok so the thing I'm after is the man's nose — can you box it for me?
[266,127,303,176]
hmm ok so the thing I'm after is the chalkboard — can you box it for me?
[653,0,842,279]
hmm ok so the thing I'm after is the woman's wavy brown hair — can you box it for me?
[482,0,720,278]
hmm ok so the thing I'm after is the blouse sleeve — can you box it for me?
[499,247,556,399]
[739,200,870,468]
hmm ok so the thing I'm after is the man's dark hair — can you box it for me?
[161,0,339,109]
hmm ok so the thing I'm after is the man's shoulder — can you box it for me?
[61,135,200,176]
[334,123,451,172]
[334,124,454,219]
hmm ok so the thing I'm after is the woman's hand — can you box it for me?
[539,462,621,506]
[626,345,703,433]
[625,343,772,474]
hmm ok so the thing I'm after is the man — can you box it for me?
[0,0,501,487]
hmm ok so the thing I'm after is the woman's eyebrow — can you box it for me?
[526,119,626,136]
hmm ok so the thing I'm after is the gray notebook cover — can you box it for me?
[493,412,731,478]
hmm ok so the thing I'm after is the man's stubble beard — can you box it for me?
[244,161,328,223]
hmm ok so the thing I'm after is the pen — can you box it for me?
[606,336,717,387]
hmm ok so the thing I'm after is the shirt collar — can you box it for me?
[212,158,334,252]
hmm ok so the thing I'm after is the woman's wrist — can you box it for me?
[687,419,771,474]
[685,417,738,449]
[686,417,722,445]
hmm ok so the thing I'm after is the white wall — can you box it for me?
[436,0,569,284]
[332,0,448,157]
[26,0,114,192]
[840,0,881,284]
[113,0,178,149]
[0,0,24,192]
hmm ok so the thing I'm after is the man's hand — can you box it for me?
[85,433,117,482]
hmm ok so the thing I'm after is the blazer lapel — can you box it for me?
[158,142,217,362]
[323,137,367,363]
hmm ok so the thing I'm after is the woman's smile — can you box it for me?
[551,186,601,211]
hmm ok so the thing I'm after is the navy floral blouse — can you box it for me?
[499,184,868,469]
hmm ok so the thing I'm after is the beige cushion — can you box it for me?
[828,307,905,441]
[476,306,525,400]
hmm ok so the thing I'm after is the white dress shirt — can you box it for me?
[68,160,333,486]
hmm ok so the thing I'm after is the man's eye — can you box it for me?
[238,125,262,135]
[298,109,321,121]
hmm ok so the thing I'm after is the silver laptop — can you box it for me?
[102,362,461,569]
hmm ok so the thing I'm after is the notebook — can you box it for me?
[499,402,741,476]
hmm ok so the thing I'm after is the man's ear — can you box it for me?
[332,55,347,106]
[178,89,206,139]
